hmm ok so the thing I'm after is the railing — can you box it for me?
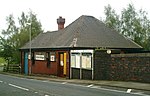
[0,65,4,72]
[3,64,21,73]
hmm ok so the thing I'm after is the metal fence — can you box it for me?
[3,64,21,73]
[0,65,4,72]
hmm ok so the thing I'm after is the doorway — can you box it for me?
[58,52,67,77]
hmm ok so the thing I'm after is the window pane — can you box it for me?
[86,55,92,68]
[71,54,75,67]
[71,53,80,68]
[82,55,87,68]
[76,54,80,68]
[82,53,92,69]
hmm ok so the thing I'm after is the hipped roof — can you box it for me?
[21,15,142,50]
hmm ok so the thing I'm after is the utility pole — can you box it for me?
[27,23,32,75]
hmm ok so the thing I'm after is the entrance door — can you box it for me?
[58,53,67,77]
[24,52,28,75]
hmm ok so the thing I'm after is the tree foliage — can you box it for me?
[103,4,150,50]
[0,11,43,65]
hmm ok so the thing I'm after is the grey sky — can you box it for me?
[0,0,149,32]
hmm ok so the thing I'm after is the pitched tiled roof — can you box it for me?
[20,15,142,49]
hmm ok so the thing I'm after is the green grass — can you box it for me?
[0,58,5,65]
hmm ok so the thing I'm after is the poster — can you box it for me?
[50,55,55,61]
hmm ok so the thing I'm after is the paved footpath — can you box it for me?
[0,72,150,92]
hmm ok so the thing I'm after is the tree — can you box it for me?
[103,4,150,50]
[0,14,17,66]
[18,11,42,47]
[0,11,43,66]
[104,4,120,32]
[0,36,14,71]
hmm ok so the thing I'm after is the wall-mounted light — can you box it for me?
[107,49,111,54]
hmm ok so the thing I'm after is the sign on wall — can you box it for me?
[35,55,45,60]
[35,52,46,60]
[50,55,55,61]
[50,52,56,61]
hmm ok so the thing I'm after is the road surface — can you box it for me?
[0,74,149,96]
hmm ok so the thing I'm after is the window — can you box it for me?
[71,52,92,69]
[71,54,76,67]
[46,52,50,68]
[71,53,80,68]
[32,52,35,65]
[82,53,92,69]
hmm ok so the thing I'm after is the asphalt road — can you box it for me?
[0,74,149,96]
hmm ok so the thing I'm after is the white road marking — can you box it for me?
[9,83,29,91]
[132,92,144,95]
[29,79,35,81]
[87,84,94,87]
[0,80,3,83]
[45,95,49,96]
[91,86,148,96]
[65,83,87,87]
[132,92,150,96]
[96,87,127,93]
[65,83,148,96]
[66,83,129,94]
[127,89,132,93]
[20,78,25,79]
[61,82,67,84]
[34,92,38,94]
[42,80,49,82]
[91,86,101,89]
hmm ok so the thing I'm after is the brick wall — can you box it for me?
[94,51,150,83]
[94,50,111,80]
[21,50,70,77]
[31,60,58,75]
[110,54,150,83]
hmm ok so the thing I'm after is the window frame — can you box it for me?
[71,51,93,69]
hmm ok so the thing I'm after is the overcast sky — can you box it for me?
[0,0,149,32]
